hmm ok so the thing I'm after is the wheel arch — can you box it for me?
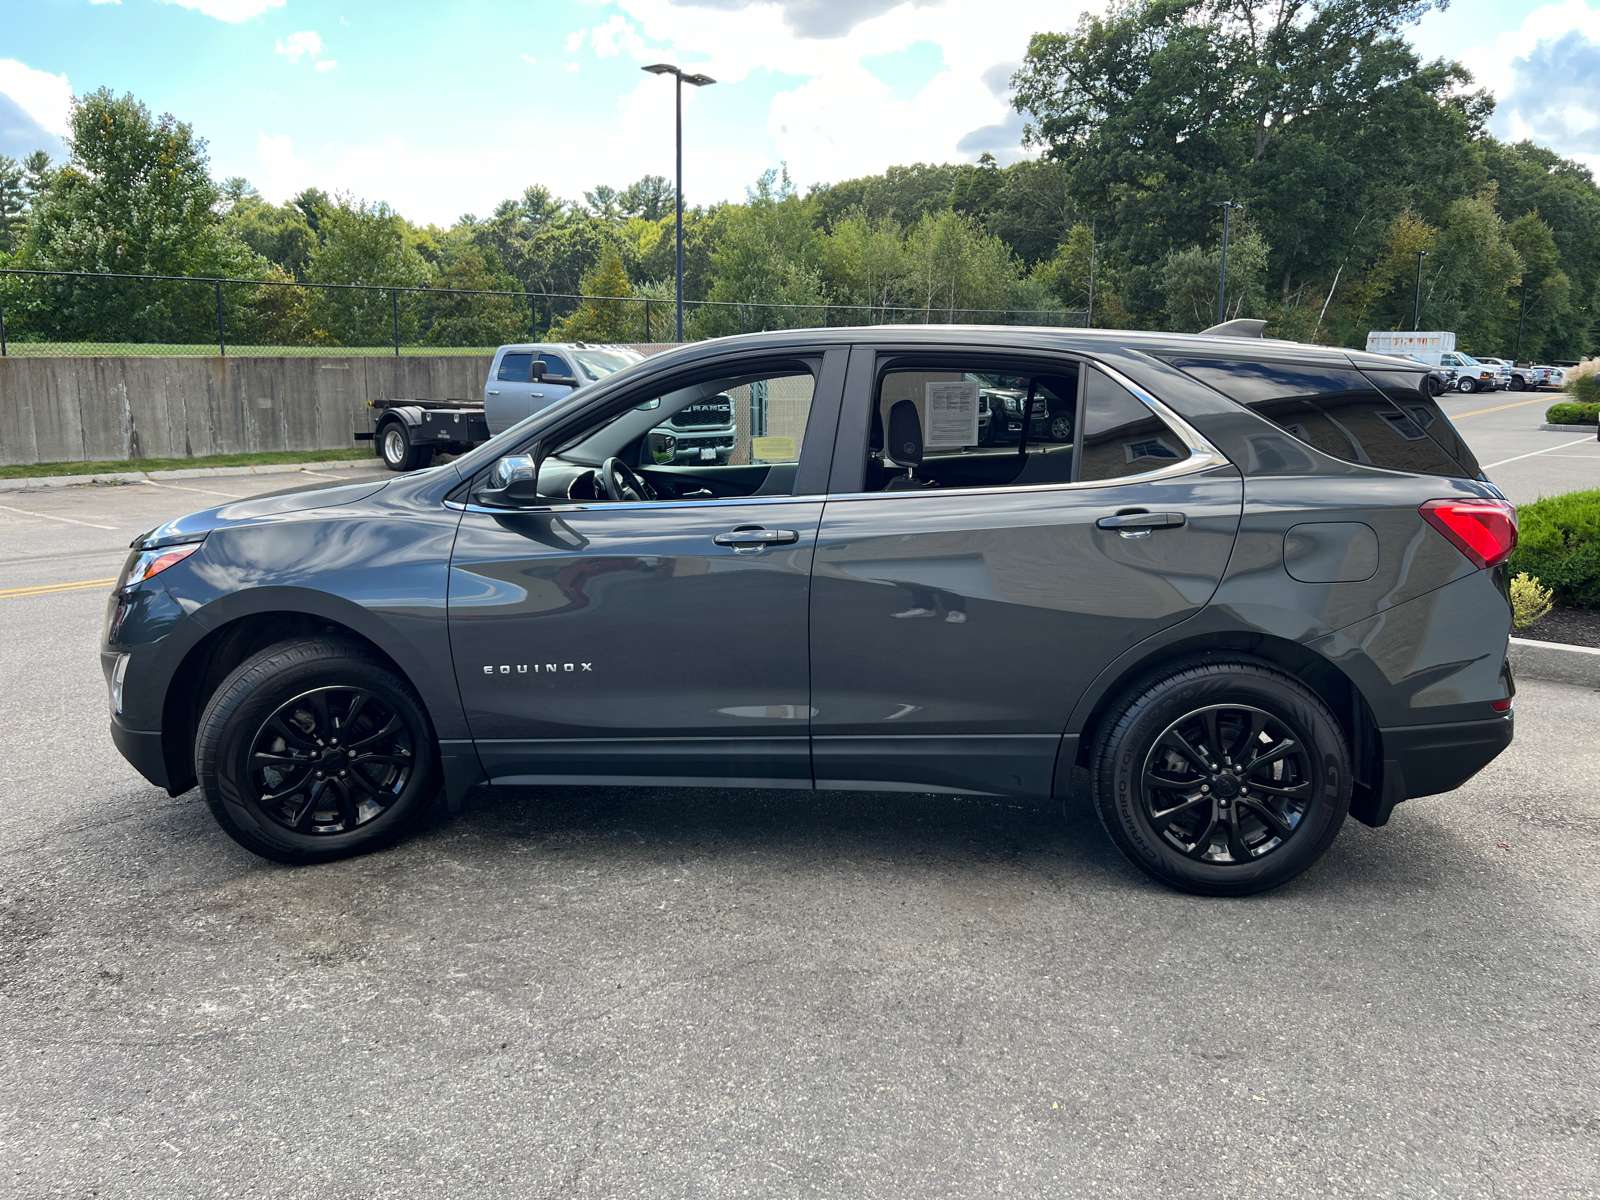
[1066,629,1379,810]
[156,587,466,795]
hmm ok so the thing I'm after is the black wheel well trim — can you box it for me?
[1064,629,1378,801]
[157,587,469,794]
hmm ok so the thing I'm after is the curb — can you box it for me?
[1538,423,1598,433]
[0,457,378,491]
[1509,636,1600,687]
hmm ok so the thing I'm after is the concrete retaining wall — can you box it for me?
[0,355,494,466]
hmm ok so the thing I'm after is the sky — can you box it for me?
[1,0,1598,227]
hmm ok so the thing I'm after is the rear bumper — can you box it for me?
[1383,713,1514,799]
[110,713,170,791]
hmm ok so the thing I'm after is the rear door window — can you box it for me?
[1078,368,1189,482]
[1163,357,1472,478]
[496,351,533,382]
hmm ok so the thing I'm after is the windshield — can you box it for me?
[571,348,644,381]
[1457,354,1480,366]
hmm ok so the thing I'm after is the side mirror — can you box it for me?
[479,454,542,507]
[647,431,677,465]
[529,360,547,381]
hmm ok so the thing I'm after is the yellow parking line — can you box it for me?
[0,577,118,599]
[1452,395,1557,418]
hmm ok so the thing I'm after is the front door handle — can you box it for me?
[1096,511,1187,538]
[713,526,800,551]
[487,389,500,395]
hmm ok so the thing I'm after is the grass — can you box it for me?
[0,447,374,479]
[0,344,496,358]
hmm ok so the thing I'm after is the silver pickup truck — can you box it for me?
[484,343,736,463]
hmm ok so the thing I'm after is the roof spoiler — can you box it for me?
[1200,318,1267,338]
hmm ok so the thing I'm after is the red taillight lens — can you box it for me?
[1420,499,1518,569]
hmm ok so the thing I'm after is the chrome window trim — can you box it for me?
[455,493,830,517]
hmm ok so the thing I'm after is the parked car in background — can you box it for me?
[972,372,1076,445]
[1437,351,1502,393]
[1518,364,1566,390]
[485,343,736,464]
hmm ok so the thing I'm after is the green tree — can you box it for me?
[692,168,827,336]
[551,244,638,343]
[1160,228,1270,331]
[16,89,261,343]
[1502,213,1570,361]
[904,209,1017,320]
[421,243,525,347]
[619,175,673,221]
[224,193,318,279]
[305,195,429,345]
[817,213,907,315]
[0,154,24,256]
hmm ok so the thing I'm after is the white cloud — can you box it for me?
[315,59,338,73]
[1459,0,1600,97]
[275,31,325,63]
[565,30,586,52]
[521,54,538,64]
[564,62,581,73]
[90,0,122,5]
[159,0,286,20]
[590,15,650,60]
[0,59,73,138]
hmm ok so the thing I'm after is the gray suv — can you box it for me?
[104,326,1515,895]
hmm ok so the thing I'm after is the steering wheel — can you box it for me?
[598,457,655,503]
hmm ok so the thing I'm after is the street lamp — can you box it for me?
[643,63,716,343]
[1414,250,1429,331]
[1215,200,1243,325]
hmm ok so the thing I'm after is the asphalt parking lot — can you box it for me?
[1,419,1598,1198]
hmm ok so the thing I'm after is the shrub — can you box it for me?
[1507,489,1600,608]
[1546,401,1600,424]
[1563,358,1600,403]
[1509,572,1554,629]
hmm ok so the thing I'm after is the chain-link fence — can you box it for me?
[0,269,1090,357]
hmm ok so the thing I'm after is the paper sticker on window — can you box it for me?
[751,436,796,461]
[925,381,980,447]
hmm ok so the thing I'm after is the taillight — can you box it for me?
[1420,499,1517,569]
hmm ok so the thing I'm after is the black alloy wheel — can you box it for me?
[196,637,441,864]
[1141,704,1312,864]
[248,687,415,836]
[1091,659,1350,895]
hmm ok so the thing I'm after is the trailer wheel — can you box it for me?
[379,420,432,472]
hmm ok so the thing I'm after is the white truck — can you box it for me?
[1364,331,1502,393]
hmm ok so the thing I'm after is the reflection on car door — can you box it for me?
[448,349,846,787]
[485,350,540,435]
[808,350,1244,798]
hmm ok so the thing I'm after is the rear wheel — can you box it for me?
[1509,375,1526,391]
[195,638,441,864]
[379,421,432,472]
[1091,659,1350,896]
[1049,413,1074,441]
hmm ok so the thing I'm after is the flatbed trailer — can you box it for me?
[360,396,492,471]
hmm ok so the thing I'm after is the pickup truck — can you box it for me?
[364,341,734,471]
[1476,357,1565,391]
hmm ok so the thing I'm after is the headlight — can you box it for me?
[122,541,203,589]
[1004,397,1020,412]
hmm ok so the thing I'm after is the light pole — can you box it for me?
[1414,250,1429,331]
[643,63,716,343]
[1215,200,1242,325]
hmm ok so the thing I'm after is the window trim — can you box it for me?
[826,350,1228,501]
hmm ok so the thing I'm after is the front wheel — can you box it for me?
[1048,413,1074,442]
[1091,659,1350,896]
[379,421,432,472]
[1456,376,1477,394]
[1509,375,1526,391]
[195,638,441,864]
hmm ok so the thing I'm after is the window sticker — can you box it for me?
[751,436,796,462]
[924,380,981,447]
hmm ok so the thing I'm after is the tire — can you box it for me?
[1090,658,1350,896]
[379,420,432,472]
[1426,375,1444,397]
[195,637,441,864]
[1456,376,1477,394]
[1049,413,1073,442]
[1509,375,1526,391]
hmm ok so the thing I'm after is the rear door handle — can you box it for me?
[1096,512,1187,537]
[713,527,800,550]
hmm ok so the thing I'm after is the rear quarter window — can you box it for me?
[1162,357,1473,479]
[1360,368,1482,477]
